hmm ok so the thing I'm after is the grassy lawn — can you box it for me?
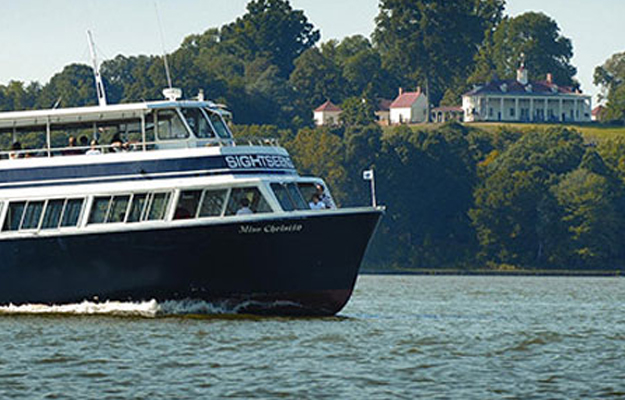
[384,121,625,143]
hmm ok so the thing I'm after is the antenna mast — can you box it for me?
[155,1,173,90]
[87,30,108,107]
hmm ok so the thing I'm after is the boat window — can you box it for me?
[225,187,272,216]
[89,196,112,224]
[271,183,294,212]
[108,195,130,223]
[286,183,308,210]
[174,190,202,220]
[146,192,171,221]
[61,199,84,227]
[41,199,65,230]
[3,202,26,231]
[205,110,231,139]
[298,183,318,205]
[198,189,228,217]
[156,109,190,140]
[21,201,44,230]
[127,193,148,223]
[180,108,215,139]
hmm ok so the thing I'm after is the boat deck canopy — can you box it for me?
[0,100,230,132]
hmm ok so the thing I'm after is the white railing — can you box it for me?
[0,137,281,160]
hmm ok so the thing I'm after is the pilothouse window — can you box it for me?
[206,110,231,139]
[156,109,190,140]
[180,108,215,139]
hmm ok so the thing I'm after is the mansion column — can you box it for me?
[530,98,534,122]
[559,98,564,122]
[544,98,548,122]
[500,97,504,121]
[515,98,519,122]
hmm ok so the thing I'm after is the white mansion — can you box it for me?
[462,65,592,123]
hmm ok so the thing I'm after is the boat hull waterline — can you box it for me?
[0,209,382,316]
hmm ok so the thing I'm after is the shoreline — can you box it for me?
[360,269,623,277]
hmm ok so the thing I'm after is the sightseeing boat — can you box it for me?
[0,92,383,316]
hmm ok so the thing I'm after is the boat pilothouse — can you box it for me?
[0,93,383,316]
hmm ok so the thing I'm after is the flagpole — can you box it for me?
[371,170,377,207]
[363,168,377,207]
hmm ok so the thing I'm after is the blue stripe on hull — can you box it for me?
[0,153,296,190]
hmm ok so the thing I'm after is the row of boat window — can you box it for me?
[0,182,323,233]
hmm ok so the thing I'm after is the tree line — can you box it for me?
[4,0,620,126]
[273,120,625,272]
[1,0,625,270]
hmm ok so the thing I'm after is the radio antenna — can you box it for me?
[87,30,108,107]
[154,1,173,90]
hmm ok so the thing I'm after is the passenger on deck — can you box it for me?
[64,136,82,156]
[110,133,128,153]
[315,184,334,209]
[236,198,253,215]
[309,194,326,210]
[8,141,22,160]
[86,140,102,155]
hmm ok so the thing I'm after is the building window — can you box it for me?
[510,108,515,117]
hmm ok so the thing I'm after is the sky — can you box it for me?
[0,0,622,104]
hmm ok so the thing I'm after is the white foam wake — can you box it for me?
[0,300,160,317]
[0,298,304,318]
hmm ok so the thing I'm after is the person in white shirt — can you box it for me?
[309,194,326,210]
[315,184,334,209]
[236,198,253,215]
[86,139,102,155]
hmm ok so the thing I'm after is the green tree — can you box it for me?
[37,64,97,108]
[371,123,478,268]
[289,46,346,111]
[470,128,585,267]
[220,0,320,78]
[339,97,376,127]
[374,0,504,108]
[288,127,347,202]
[594,51,625,123]
[474,12,577,86]
[550,167,625,269]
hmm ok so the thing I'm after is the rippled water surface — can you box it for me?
[1,275,624,399]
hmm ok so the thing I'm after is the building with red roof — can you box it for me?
[313,100,342,126]
[462,64,591,123]
[592,105,606,122]
[389,87,429,124]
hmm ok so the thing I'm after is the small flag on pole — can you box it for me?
[363,169,374,181]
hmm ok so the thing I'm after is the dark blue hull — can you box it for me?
[0,210,382,316]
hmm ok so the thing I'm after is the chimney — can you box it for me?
[416,86,421,94]
[517,65,528,85]
[398,87,403,96]
[546,73,553,84]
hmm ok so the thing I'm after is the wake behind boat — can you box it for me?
[0,91,383,316]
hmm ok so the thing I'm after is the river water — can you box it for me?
[0,275,623,399]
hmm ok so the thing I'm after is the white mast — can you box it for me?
[87,30,108,107]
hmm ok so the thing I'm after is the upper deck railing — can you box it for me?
[0,137,282,161]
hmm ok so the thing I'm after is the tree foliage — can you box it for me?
[594,52,625,123]
[471,12,576,86]
[373,0,504,106]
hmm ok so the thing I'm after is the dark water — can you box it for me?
[0,275,624,399]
